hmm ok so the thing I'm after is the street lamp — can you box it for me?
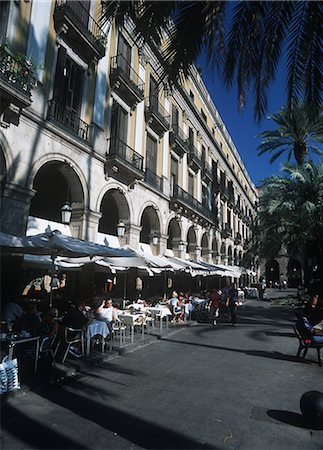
[60,202,72,224]
[116,220,126,238]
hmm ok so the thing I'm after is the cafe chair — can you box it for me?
[110,322,127,348]
[61,327,85,363]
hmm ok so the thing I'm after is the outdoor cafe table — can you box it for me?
[86,320,110,355]
[0,334,40,374]
[144,306,172,331]
[118,311,146,343]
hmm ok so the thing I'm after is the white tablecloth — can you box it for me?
[86,320,110,339]
[145,307,172,319]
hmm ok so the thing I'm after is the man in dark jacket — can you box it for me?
[226,284,239,326]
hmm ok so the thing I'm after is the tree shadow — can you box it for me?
[267,410,323,430]
[35,383,217,449]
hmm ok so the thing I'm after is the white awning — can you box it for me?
[27,216,72,236]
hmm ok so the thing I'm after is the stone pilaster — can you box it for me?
[1,182,35,235]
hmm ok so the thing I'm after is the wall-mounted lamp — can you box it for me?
[152,232,159,246]
[116,220,126,238]
[60,202,72,224]
[178,241,186,253]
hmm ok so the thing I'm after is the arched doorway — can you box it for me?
[187,226,197,259]
[287,258,302,288]
[30,161,84,223]
[139,206,160,255]
[167,218,181,256]
[212,238,219,264]
[265,259,280,287]
[228,245,233,265]
[201,233,209,261]
[220,242,226,264]
[99,189,130,236]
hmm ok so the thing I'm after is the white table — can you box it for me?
[86,320,110,355]
[118,312,146,342]
[145,306,172,331]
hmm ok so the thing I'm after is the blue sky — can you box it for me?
[198,52,286,187]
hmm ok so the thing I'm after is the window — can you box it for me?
[117,34,131,76]
[188,172,194,197]
[201,109,207,122]
[188,127,194,146]
[172,105,179,130]
[189,90,195,101]
[201,145,206,163]
[149,75,158,107]
[110,101,128,142]
[53,46,84,118]
[170,156,178,195]
[146,134,158,173]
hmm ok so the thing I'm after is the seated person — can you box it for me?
[304,294,320,325]
[94,298,120,331]
[173,294,185,323]
[39,307,59,352]
[2,300,24,324]
[13,304,42,337]
[299,315,323,344]
[61,300,89,330]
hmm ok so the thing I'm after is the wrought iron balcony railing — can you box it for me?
[110,54,145,95]
[172,184,213,221]
[145,97,170,132]
[187,143,203,172]
[144,168,164,192]
[107,137,144,172]
[54,0,107,59]
[47,99,92,143]
[0,45,35,98]
[221,224,232,238]
[234,232,242,244]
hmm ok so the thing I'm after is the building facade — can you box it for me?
[0,1,258,278]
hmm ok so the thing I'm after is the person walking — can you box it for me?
[226,283,239,326]
[208,288,221,326]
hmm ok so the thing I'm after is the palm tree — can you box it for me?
[257,103,323,165]
[101,1,322,122]
[248,161,323,294]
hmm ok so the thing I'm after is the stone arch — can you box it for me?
[137,201,163,234]
[139,206,161,250]
[221,241,226,263]
[265,259,280,286]
[212,238,219,263]
[227,245,233,265]
[29,160,84,223]
[233,248,238,265]
[167,218,181,255]
[201,232,209,260]
[287,258,302,288]
[99,188,131,236]
[187,226,197,259]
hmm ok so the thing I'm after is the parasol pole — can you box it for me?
[123,270,127,300]
[49,251,57,308]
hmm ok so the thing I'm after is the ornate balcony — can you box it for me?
[169,124,189,157]
[110,55,145,110]
[144,97,170,136]
[171,184,214,223]
[187,143,203,172]
[234,232,242,245]
[105,137,144,184]
[144,168,164,193]
[47,99,92,143]
[221,224,232,239]
[0,45,35,117]
[54,0,107,64]
[202,161,213,182]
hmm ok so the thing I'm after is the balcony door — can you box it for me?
[172,105,179,130]
[170,156,178,196]
[188,127,194,147]
[188,172,194,197]
[111,101,128,143]
[149,76,158,108]
[117,34,131,77]
[53,47,83,124]
[146,134,158,173]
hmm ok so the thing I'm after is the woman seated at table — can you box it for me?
[94,298,120,331]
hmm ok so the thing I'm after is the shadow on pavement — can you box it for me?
[1,400,89,449]
[267,410,323,430]
[35,383,218,450]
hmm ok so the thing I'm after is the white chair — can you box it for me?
[61,327,85,363]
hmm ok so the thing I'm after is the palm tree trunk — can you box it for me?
[293,141,307,165]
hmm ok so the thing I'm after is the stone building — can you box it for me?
[0,0,258,294]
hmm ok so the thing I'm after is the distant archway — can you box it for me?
[99,188,130,236]
[187,226,197,259]
[287,258,302,288]
[265,260,280,286]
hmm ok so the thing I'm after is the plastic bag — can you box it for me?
[0,356,20,394]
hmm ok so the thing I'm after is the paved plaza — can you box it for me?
[1,299,322,450]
